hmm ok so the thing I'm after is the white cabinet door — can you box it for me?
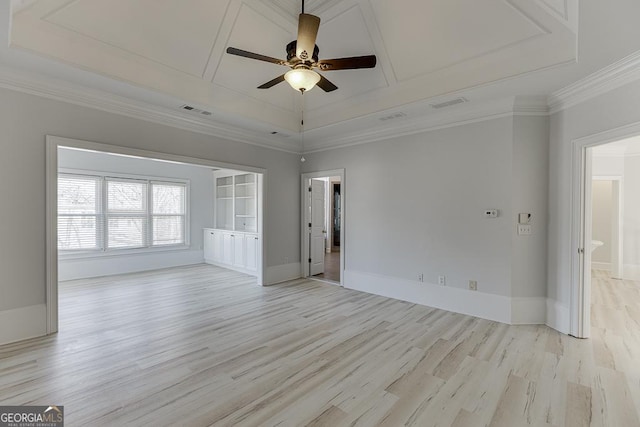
[233,234,245,268]
[222,233,234,265]
[212,231,224,263]
[245,235,258,272]
[203,229,215,261]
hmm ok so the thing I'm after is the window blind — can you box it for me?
[151,182,186,246]
[106,179,148,249]
[58,174,102,250]
[58,173,188,252]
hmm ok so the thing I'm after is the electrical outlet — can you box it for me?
[438,275,446,286]
[418,273,424,282]
[469,280,478,291]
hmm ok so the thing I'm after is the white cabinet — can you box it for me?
[245,234,259,272]
[203,229,215,262]
[208,170,260,277]
[213,231,223,263]
[203,228,258,276]
[233,234,244,268]
[222,232,233,265]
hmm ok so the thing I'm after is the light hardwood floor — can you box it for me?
[314,251,340,283]
[0,265,639,426]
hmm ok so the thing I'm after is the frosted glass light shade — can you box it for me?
[284,68,321,92]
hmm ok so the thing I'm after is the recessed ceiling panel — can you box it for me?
[538,0,568,18]
[370,0,545,82]
[267,0,341,19]
[213,3,297,111]
[45,0,229,78]
[306,5,387,110]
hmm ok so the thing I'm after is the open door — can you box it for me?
[310,179,326,276]
[576,147,593,338]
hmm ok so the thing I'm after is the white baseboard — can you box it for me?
[344,270,512,324]
[511,297,547,324]
[624,264,640,280]
[0,304,47,346]
[265,262,301,285]
[592,262,611,271]
[59,249,204,281]
[546,298,570,335]
[204,260,259,277]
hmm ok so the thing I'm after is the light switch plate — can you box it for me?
[517,224,532,235]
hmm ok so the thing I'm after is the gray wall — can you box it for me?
[623,156,640,272]
[511,116,549,299]
[548,78,640,332]
[0,87,300,313]
[302,115,549,322]
[591,180,613,264]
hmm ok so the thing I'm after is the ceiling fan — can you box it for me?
[226,0,377,93]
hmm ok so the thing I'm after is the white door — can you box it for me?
[310,179,326,276]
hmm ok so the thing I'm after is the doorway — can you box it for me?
[46,136,266,334]
[301,169,345,285]
[572,132,640,338]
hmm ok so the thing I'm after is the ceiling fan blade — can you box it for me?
[317,55,377,71]
[226,47,287,66]
[316,74,338,92]
[296,13,321,61]
[257,74,286,89]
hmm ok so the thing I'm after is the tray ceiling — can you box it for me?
[9,0,577,142]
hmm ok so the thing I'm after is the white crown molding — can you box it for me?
[304,96,548,153]
[548,49,640,114]
[0,65,300,153]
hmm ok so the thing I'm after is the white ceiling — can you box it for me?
[3,0,640,152]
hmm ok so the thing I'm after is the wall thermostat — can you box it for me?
[484,209,499,218]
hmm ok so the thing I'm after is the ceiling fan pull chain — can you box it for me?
[301,91,306,162]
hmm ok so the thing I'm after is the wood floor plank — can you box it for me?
[0,265,639,426]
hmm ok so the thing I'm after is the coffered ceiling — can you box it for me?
[0,0,599,151]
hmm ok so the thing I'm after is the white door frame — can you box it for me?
[570,122,640,338]
[301,169,345,285]
[46,135,267,334]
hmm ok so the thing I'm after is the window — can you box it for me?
[106,179,148,249]
[58,174,102,250]
[58,172,188,253]
[151,182,186,246]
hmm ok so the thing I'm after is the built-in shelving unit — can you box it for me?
[207,170,260,278]
[214,172,257,232]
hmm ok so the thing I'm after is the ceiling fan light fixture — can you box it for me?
[284,68,320,92]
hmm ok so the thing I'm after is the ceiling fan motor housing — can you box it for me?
[286,41,319,64]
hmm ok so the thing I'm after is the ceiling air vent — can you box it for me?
[180,104,213,117]
[430,97,468,109]
[379,112,406,122]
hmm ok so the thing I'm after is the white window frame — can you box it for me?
[58,168,190,259]
[149,180,188,247]
[57,173,104,252]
